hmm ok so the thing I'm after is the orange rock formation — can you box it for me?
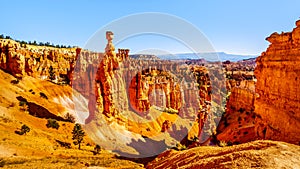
[0,32,225,145]
[0,39,78,81]
[255,20,300,144]
[217,81,257,144]
[218,20,300,145]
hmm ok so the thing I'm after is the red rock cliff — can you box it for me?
[254,20,300,144]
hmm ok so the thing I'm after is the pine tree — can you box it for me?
[72,123,85,149]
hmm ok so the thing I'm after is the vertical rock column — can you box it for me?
[94,31,129,118]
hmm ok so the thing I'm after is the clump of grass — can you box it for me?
[219,140,227,147]
[19,101,28,111]
[171,143,187,151]
[64,113,75,123]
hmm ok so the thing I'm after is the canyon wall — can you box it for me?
[217,20,300,145]
[87,32,220,141]
[254,20,300,144]
[0,33,226,145]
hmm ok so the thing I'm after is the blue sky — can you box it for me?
[1,0,300,55]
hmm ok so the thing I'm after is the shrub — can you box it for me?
[10,79,19,84]
[19,101,28,111]
[15,124,30,135]
[163,107,178,114]
[238,108,245,113]
[93,145,101,155]
[19,101,27,106]
[64,113,75,123]
[40,92,48,99]
[56,140,71,149]
[21,125,30,135]
[46,119,60,129]
[172,143,187,151]
[192,136,199,142]
[219,140,227,147]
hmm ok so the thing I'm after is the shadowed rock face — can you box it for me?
[16,96,66,121]
[254,20,300,144]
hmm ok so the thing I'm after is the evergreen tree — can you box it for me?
[72,123,85,149]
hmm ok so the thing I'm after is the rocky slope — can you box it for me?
[146,140,300,169]
[0,68,144,169]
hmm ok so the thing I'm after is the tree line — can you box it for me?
[0,34,76,48]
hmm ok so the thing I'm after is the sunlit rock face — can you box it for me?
[0,38,78,81]
[0,32,226,157]
[0,40,25,77]
[217,20,300,145]
[78,31,226,157]
[254,20,300,144]
[217,82,257,144]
